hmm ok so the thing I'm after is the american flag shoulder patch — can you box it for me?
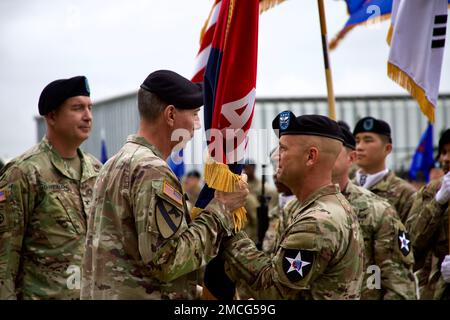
[162,181,183,206]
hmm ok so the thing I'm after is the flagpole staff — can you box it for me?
[317,0,336,120]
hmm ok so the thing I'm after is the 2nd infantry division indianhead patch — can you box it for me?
[282,249,314,282]
[398,230,411,257]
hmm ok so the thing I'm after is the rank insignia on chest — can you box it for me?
[282,249,314,282]
[398,230,411,256]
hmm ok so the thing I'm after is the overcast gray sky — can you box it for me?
[1,0,449,160]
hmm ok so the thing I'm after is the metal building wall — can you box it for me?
[36,93,450,175]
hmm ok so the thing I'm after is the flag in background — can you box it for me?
[167,148,185,180]
[191,0,285,83]
[388,0,448,123]
[176,0,221,183]
[100,128,108,164]
[330,0,393,50]
[409,123,434,182]
[193,0,259,229]
[191,0,222,83]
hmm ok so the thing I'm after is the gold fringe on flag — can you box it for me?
[259,0,285,14]
[190,157,248,231]
[386,24,393,46]
[388,63,435,123]
[329,13,391,50]
[204,157,247,231]
[191,206,203,219]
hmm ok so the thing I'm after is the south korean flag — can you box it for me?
[282,249,314,282]
[398,230,411,257]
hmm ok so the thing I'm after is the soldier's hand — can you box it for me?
[441,255,450,283]
[214,173,249,212]
[435,172,450,204]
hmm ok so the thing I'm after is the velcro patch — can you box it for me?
[282,249,314,282]
[155,198,183,239]
[162,181,183,206]
[397,230,411,257]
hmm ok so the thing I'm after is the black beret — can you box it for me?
[272,111,344,143]
[38,76,90,116]
[140,70,203,109]
[338,121,356,150]
[438,128,450,157]
[353,116,392,142]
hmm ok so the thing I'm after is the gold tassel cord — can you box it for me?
[387,63,435,123]
[198,1,218,45]
[200,0,285,45]
[259,0,285,14]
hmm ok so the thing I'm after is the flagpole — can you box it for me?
[317,0,336,120]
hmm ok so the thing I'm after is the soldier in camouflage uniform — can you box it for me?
[262,148,295,255]
[406,128,450,299]
[219,112,364,300]
[80,70,248,300]
[352,117,416,223]
[0,76,101,299]
[333,123,416,299]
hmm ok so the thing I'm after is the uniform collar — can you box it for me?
[298,184,340,213]
[365,169,394,191]
[40,136,99,182]
[356,168,389,189]
[126,134,163,159]
[342,180,355,197]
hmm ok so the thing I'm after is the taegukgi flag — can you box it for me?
[388,0,448,123]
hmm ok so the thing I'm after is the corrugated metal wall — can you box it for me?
[36,93,450,176]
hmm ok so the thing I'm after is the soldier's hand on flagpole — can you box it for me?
[214,177,249,213]
[239,173,248,188]
[435,172,450,204]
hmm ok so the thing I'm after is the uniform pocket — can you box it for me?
[54,194,83,235]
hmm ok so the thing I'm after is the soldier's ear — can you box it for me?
[164,105,176,127]
[348,150,357,163]
[306,147,319,166]
[44,110,58,127]
[384,143,393,155]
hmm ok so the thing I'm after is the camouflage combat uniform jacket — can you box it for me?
[222,184,364,300]
[342,181,416,299]
[0,137,101,299]
[244,180,278,244]
[406,177,449,300]
[80,135,234,300]
[262,195,295,255]
[353,170,416,223]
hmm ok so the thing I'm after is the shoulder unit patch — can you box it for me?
[397,230,411,257]
[282,249,314,282]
